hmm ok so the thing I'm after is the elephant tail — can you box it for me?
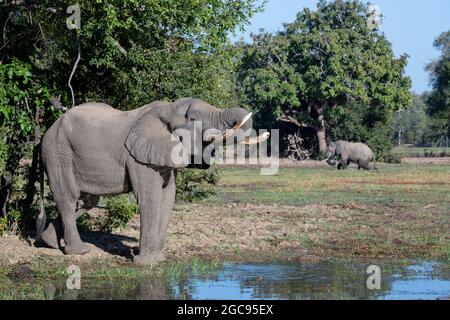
[36,143,46,240]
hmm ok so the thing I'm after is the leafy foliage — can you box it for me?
[102,196,138,233]
[1,0,260,109]
[0,1,259,231]
[392,94,429,146]
[0,217,7,236]
[176,168,220,202]
[426,30,450,146]
[237,0,412,155]
[0,61,55,228]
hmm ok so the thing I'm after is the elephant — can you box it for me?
[37,98,268,265]
[324,140,375,170]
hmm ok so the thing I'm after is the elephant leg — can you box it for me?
[58,197,89,255]
[358,160,371,170]
[40,194,99,249]
[40,217,63,249]
[340,158,349,170]
[47,166,88,255]
[128,162,167,265]
[155,170,177,258]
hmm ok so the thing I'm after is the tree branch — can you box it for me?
[277,114,318,131]
[68,40,81,107]
[2,13,12,49]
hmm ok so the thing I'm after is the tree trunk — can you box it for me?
[316,128,327,153]
[0,171,13,218]
[316,114,327,153]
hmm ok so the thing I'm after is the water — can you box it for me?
[7,259,450,300]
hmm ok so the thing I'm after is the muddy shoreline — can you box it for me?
[0,201,447,269]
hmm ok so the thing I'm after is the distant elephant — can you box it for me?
[37,98,268,265]
[324,140,375,170]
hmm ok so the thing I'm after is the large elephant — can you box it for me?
[37,98,268,265]
[324,140,375,170]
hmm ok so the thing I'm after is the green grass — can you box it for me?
[0,257,223,300]
[212,163,450,211]
[392,147,450,156]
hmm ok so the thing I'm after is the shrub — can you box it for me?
[0,133,7,175]
[366,123,395,162]
[101,195,138,233]
[384,153,403,164]
[0,217,7,236]
[176,168,220,202]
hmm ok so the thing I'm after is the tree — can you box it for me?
[392,94,428,146]
[237,0,411,154]
[0,0,260,223]
[426,30,450,146]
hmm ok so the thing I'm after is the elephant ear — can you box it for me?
[125,107,180,168]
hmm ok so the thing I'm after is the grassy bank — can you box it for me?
[0,161,449,276]
[0,256,222,299]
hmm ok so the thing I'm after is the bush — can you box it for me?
[384,153,403,164]
[0,133,7,175]
[366,123,395,162]
[176,168,220,202]
[0,217,7,236]
[101,196,138,233]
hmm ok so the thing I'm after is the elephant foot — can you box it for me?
[133,252,166,266]
[39,224,61,249]
[64,242,90,255]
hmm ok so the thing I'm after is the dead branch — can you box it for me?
[277,114,318,131]
[68,40,81,107]
[2,13,12,48]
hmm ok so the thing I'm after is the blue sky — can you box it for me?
[232,0,450,93]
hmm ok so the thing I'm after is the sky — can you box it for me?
[231,0,450,93]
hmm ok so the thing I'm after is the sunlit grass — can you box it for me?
[213,163,450,211]
[392,147,450,155]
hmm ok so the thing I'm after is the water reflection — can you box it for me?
[23,260,450,300]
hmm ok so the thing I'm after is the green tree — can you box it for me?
[392,94,428,146]
[237,0,411,154]
[0,0,260,224]
[426,30,450,146]
[0,61,53,222]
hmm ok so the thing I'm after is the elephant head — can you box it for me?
[324,142,340,166]
[125,98,268,168]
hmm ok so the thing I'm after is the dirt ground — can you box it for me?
[401,157,450,165]
[0,157,448,267]
[1,201,448,266]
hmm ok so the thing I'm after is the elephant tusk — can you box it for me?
[240,132,270,145]
[323,157,331,162]
[207,112,252,142]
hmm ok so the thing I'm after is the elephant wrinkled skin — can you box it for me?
[324,140,375,170]
[38,98,267,265]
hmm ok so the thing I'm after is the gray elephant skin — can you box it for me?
[37,98,266,265]
[325,140,375,170]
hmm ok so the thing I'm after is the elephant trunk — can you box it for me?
[207,107,269,145]
[220,107,254,132]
